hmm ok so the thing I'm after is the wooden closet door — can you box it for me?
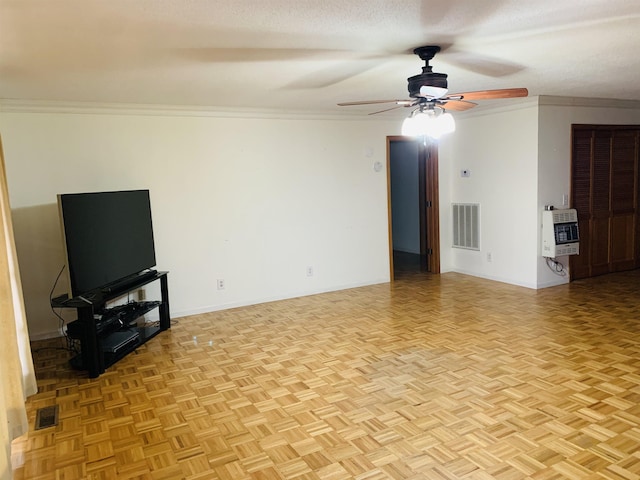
[571,126,640,280]
[610,130,637,272]
[590,130,613,277]
[570,129,593,280]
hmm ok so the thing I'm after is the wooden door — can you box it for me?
[610,130,638,272]
[570,126,640,280]
[570,129,594,279]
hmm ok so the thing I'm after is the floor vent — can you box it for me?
[35,405,59,430]
[452,203,480,250]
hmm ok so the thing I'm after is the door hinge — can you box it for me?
[426,200,432,207]
[427,248,433,255]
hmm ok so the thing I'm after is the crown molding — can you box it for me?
[452,95,640,120]
[0,98,393,122]
[4,96,638,123]
[538,95,640,109]
[455,96,539,119]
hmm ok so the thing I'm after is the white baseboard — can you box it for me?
[30,279,390,341]
[171,279,389,319]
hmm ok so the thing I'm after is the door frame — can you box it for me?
[387,136,441,280]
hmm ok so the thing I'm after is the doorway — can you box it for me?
[387,136,440,280]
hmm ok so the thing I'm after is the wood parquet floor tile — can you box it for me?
[12,270,640,479]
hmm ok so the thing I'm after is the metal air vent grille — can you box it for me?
[452,203,480,250]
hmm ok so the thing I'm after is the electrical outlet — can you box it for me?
[486,252,492,262]
[217,279,225,290]
[306,266,314,277]
[137,288,146,301]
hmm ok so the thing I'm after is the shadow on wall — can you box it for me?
[11,203,72,340]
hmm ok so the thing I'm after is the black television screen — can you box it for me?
[58,189,157,298]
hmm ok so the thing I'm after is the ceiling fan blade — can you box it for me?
[441,100,477,111]
[338,99,412,106]
[171,47,350,63]
[444,52,525,78]
[286,54,390,89]
[368,104,415,115]
[448,88,528,101]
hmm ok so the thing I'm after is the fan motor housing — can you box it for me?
[407,72,448,98]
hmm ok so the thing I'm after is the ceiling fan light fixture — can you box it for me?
[338,45,527,116]
[401,115,419,136]
[433,112,456,138]
[401,106,455,139]
[419,85,448,98]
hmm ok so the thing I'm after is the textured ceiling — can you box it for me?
[1,0,639,116]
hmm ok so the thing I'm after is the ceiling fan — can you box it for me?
[337,46,528,115]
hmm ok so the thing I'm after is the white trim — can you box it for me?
[450,268,540,290]
[4,96,639,119]
[171,279,389,318]
[450,268,569,290]
[35,278,390,339]
[538,95,640,109]
[0,99,391,121]
[454,97,538,119]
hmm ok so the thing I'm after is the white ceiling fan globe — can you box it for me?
[419,85,448,98]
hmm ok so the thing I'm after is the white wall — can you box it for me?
[5,98,639,339]
[537,97,640,287]
[439,102,540,288]
[439,96,640,289]
[0,105,399,339]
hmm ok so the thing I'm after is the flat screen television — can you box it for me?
[57,189,157,299]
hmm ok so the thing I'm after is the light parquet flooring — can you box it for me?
[12,270,640,480]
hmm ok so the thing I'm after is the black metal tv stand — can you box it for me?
[51,271,170,378]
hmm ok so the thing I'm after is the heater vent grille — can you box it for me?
[452,203,480,250]
[35,405,59,430]
[552,209,578,223]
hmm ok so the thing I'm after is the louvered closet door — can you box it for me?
[571,126,640,280]
[571,129,593,280]
[610,130,637,271]
[591,130,613,277]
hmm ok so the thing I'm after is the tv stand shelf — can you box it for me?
[52,271,170,378]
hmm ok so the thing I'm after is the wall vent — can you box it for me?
[452,203,480,250]
[551,209,577,223]
[35,405,59,430]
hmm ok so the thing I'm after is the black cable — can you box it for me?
[49,265,65,301]
[545,257,567,276]
[49,265,79,354]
